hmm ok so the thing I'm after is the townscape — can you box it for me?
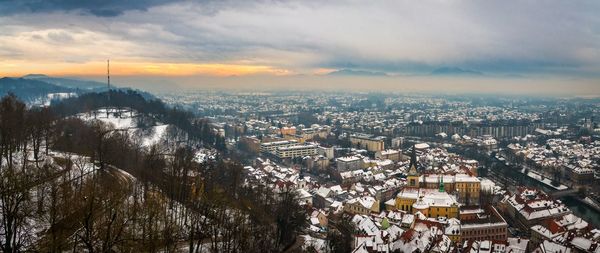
[0,86,598,252]
[1,1,599,252]
[166,91,600,252]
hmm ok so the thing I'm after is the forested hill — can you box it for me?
[22,74,106,89]
[50,89,167,117]
[1,75,156,105]
[50,89,226,150]
[0,90,307,252]
[0,77,74,102]
[22,74,157,100]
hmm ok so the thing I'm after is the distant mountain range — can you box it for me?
[22,74,107,89]
[430,67,483,76]
[0,74,155,105]
[327,69,389,76]
[326,67,484,77]
[0,77,73,102]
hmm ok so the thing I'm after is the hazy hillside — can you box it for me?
[23,74,106,89]
[24,74,157,100]
[0,77,75,103]
[1,75,157,105]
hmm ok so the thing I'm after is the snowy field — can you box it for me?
[77,108,171,148]
[78,108,137,129]
[45,92,76,106]
[30,92,77,107]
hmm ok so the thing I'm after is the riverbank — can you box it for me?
[561,196,600,228]
[521,168,568,191]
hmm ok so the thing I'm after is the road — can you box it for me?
[34,163,136,252]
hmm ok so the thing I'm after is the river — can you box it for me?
[560,196,600,227]
[517,171,600,227]
[454,147,600,228]
[488,167,600,227]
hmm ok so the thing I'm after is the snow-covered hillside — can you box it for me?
[29,92,77,107]
[78,108,137,129]
[77,108,173,148]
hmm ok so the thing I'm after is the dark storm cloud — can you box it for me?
[0,0,599,79]
[0,0,182,17]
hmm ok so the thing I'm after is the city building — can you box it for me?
[499,187,571,228]
[350,133,385,152]
[275,143,318,158]
[317,146,334,159]
[404,147,481,205]
[459,207,509,243]
[280,126,297,136]
[391,137,404,148]
[344,196,380,215]
[394,187,460,219]
[375,149,402,162]
[336,156,363,172]
[260,140,298,154]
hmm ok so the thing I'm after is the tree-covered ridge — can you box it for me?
[0,92,308,252]
[51,90,228,150]
[0,77,73,102]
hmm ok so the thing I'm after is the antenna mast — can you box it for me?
[107,59,111,102]
[106,59,111,118]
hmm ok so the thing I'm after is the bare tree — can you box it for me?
[0,167,35,252]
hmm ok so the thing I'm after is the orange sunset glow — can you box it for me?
[1,60,292,77]
[0,1,597,94]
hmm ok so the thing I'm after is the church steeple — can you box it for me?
[410,144,417,167]
[407,145,420,187]
[439,174,445,192]
[407,145,419,177]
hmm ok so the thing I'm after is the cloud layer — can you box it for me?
[0,0,599,80]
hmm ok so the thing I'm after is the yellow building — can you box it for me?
[454,175,481,206]
[280,126,297,136]
[422,174,481,205]
[394,147,459,218]
[345,196,380,215]
[395,188,419,212]
[405,145,481,206]
[394,188,459,219]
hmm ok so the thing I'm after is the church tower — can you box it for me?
[407,145,420,188]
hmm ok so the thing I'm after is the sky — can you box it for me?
[0,0,599,95]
